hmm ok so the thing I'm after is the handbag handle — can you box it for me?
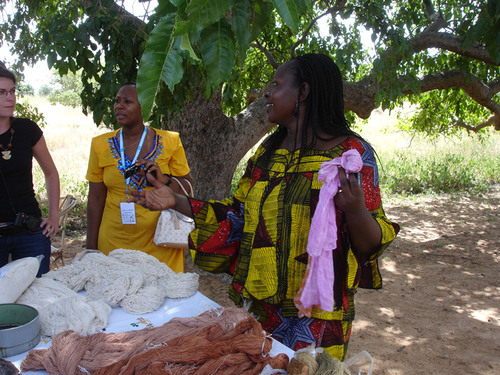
[167,176,193,230]
[169,176,193,196]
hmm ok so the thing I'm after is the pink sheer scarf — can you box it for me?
[294,149,363,317]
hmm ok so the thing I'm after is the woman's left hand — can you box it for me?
[334,167,383,255]
[40,216,59,239]
[334,167,366,214]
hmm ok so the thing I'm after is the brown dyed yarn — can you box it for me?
[93,317,283,375]
[21,306,289,375]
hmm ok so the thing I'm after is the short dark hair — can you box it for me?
[0,67,16,84]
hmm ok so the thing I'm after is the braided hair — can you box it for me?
[262,53,366,160]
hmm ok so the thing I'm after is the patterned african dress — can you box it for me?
[188,137,399,360]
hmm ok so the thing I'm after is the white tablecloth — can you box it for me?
[6,291,294,374]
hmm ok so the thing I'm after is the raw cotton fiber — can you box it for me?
[16,277,111,337]
[16,249,199,336]
[45,248,199,313]
[21,306,290,375]
[0,256,39,303]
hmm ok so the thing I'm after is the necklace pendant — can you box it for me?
[2,150,11,160]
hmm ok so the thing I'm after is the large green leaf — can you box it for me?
[232,0,252,62]
[180,34,201,62]
[200,19,236,91]
[271,0,300,33]
[137,14,184,122]
[294,0,311,15]
[250,0,274,41]
[174,0,234,36]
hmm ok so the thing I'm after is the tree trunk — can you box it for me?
[169,91,273,201]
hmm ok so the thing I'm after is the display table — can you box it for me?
[6,291,295,374]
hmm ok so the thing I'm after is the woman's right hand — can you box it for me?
[135,158,170,185]
[126,171,176,211]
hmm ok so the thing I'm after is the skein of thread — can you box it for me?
[295,352,318,375]
[315,351,352,375]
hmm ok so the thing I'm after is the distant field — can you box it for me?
[20,96,109,201]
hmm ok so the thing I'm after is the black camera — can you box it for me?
[14,212,39,232]
[124,164,157,181]
[124,164,142,179]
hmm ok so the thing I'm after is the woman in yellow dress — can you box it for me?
[85,83,193,273]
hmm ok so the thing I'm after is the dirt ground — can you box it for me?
[57,188,500,375]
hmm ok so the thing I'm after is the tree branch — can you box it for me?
[454,115,500,133]
[249,41,279,69]
[343,69,500,133]
[416,70,500,116]
[422,0,448,32]
[343,77,379,119]
[290,3,346,58]
[411,32,499,66]
[82,0,146,32]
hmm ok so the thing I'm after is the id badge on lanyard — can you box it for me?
[120,126,147,225]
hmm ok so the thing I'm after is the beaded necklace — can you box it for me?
[0,127,14,160]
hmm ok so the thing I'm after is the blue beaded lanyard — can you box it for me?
[120,126,148,189]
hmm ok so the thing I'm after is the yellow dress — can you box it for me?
[86,128,190,273]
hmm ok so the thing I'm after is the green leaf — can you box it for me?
[294,0,311,16]
[232,0,252,62]
[200,19,236,91]
[485,23,500,63]
[137,14,184,122]
[47,52,57,69]
[68,57,77,73]
[250,0,273,41]
[167,0,185,8]
[180,34,201,61]
[57,46,68,59]
[271,0,299,33]
[157,0,182,13]
[462,16,488,49]
[174,0,233,36]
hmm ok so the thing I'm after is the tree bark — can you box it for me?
[169,92,273,201]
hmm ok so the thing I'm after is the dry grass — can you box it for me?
[20,96,110,200]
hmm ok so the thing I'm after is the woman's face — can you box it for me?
[265,63,299,127]
[0,77,16,120]
[114,85,143,127]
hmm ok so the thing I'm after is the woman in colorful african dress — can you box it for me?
[127,53,399,360]
[86,83,193,273]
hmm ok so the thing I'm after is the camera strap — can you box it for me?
[119,126,147,189]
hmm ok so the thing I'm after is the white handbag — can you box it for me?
[153,177,194,249]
